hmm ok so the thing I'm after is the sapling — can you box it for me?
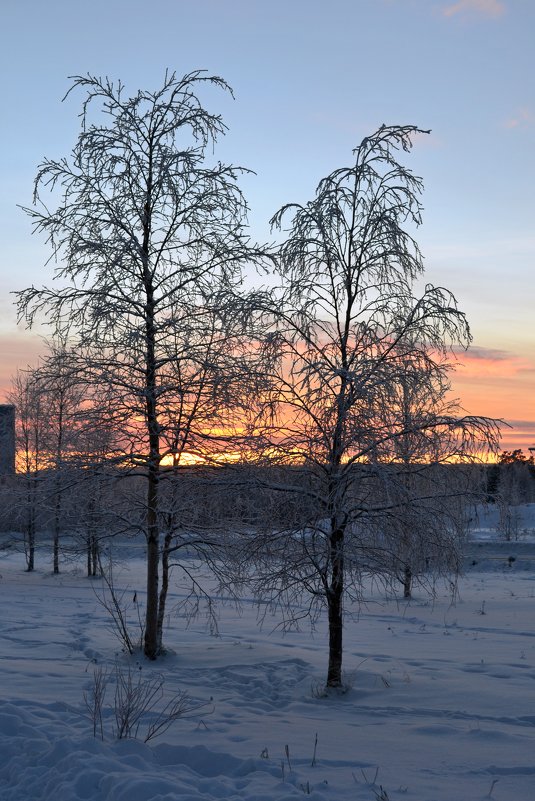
[93,560,144,654]
[83,660,208,742]
[83,663,109,740]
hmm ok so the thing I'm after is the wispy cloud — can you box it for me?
[447,349,535,424]
[441,0,506,19]
[505,107,535,130]
[506,420,535,432]
[408,130,444,150]
[499,427,535,451]
[460,345,512,362]
[448,344,535,447]
[455,347,534,378]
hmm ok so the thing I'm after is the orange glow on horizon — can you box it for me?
[2,335,533,460]
[450,347,535,454]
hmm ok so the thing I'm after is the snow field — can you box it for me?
[2,546,535,800]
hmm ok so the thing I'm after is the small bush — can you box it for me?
[84,661,210,742]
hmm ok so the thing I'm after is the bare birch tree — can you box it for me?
[33,340,88,573]
[371,347,485,598]
[17,71,266,658]
[247,125,500,688]
[8,341,95,572]
[7,370,47,570]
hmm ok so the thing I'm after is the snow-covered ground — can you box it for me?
[469,503,535,542]
[2,521,535,801]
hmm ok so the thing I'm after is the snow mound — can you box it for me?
[0,701,318,801]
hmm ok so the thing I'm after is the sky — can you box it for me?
[0,0,533,453]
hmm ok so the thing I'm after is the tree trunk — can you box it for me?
[53,402,64,575]
[53,488,61,574]
[326,525,344,688]
[86,530,98,577]
[143,315,161,657]
[91,534,99,577]
[26,499,35,573]
[141,177,162,661]
[26,532,35,572]
[156,531,173,652]
[403,563,412,599]
[26,483,35,572]
[326,590,343,687]
[144,465,160,659]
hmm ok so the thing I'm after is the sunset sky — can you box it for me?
[0,0,533,452]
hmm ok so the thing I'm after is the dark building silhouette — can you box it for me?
[0,405,15,476]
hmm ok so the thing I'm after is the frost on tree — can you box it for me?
[246,125,500,689]
[17,71,267,659]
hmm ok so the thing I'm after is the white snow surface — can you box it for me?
[2,524,535,801]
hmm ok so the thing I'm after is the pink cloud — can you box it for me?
[442,0,506,18]
[455,348,534,378]
[498,426,535,453]
[455,345,511,362]
[409,130,444,149]
[449,346,535,451]
[505,107,535,130]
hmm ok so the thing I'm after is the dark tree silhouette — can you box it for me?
[248,125,500,688]
[17,71,266,658]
